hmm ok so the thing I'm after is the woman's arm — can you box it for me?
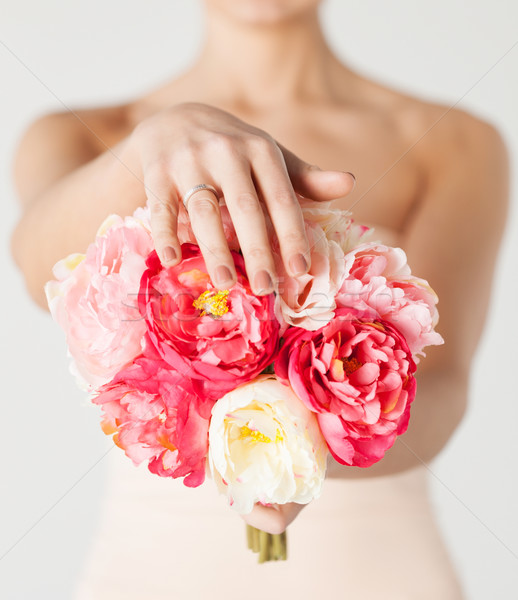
[329,108,510,479]
[10,110,147,307]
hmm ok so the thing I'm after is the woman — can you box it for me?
[10,0,509,598]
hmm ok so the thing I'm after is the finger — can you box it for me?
[279,143,356,200]
[180,177,236,289]
[277,502,305,528]
[240,503,287,535]
[143,161,181,266]
[240,502,306,534]
[220,165,276,295]
[252,146,311,278]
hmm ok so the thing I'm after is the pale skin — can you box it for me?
[11,0,509,540]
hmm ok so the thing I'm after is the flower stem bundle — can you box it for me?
[246,525,287,562]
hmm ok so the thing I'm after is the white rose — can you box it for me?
[208,375,328,514]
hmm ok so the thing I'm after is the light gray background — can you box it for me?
[1,1,517,598]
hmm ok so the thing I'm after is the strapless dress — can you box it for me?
[73,448,463,599]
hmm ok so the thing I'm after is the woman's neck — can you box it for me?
[188,7,346,110]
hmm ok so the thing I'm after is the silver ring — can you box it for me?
[182,184,219,209]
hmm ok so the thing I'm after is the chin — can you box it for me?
[205,0,323,25]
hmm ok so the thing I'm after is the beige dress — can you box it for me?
[73,448,464,599]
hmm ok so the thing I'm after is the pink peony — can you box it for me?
[93,353,211,487]
[138,244,280,400]
[45,212,154,390]
[275,308,417,467]
[336,243,444,359]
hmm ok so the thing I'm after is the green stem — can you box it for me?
[245,525,288,563]
[258,529,270,563]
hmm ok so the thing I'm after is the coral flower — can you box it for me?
[93,355,211,487]
[276,308,417,467]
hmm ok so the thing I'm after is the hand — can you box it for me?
[130,102,355,294]
[239,501,307,535]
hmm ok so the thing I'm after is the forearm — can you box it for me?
[11,138,145,308]
[326,368,468,479]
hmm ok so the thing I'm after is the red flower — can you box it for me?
[138,245,279,400]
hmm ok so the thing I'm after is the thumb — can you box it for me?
[279,144,356,201]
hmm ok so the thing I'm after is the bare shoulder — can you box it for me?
[345,71,508,174]
[392,93,508,170]
[13,103,132,206]
[377,85,510,210]
[16,102,132,156]
[412,101,509,217]
[394,97,510,246]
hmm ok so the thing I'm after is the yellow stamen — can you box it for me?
[240,424,271,444]
[239,424,284,444]
[193,289,230,318]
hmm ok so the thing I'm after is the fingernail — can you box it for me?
[345,171,356,188]
[289,253,308,276]
[253,270,273,295]
[215,265,233,286]
[163,246,177,262]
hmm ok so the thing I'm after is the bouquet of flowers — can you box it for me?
[45,200,443,562]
